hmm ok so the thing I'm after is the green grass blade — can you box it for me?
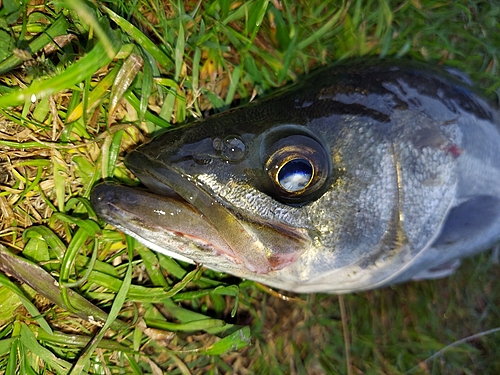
[108,53,143,124]
[69,238,133,374]
[50,213,101,236]
[6,337,19,375]
[99,4,174,70]
[0,15,69,75]
[125,91,172,128]
[60,0,116,57]
[51,149,67,213]
[0,245,127,331]
[19,324,71,375]
[0,274,52,334]
[22,226,66,260]
[145,317,227,332]
[0,36,121,108]
[139,53,154,121]
[23,237,50,263]
[59,227,97,310]
[0,338,15,357]
[201,326,251,355]
[135,246,168,287]
[66,64,121,123]
[101,129,124,179]
[296,3,347,50]
[30,325,136,352]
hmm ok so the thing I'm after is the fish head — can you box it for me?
[91,64,500,293]
[112,113,335,275]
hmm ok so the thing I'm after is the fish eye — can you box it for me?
[264,133,330,204]
[277,158,313,192]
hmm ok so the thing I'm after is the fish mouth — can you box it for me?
[91,151,310,274]
[90,183,240,265]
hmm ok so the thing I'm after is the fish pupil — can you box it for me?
[277,158,313,192]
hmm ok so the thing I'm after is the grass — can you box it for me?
[0,0,499,373]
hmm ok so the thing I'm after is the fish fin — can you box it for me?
[412,259,462,280]
[491,245,500,264]
[433,196,500,246]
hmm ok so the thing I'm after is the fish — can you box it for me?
[91,62,500,293]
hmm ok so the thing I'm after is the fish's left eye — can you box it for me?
[264,134,330,204]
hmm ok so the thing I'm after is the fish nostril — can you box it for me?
[123,192,138,204]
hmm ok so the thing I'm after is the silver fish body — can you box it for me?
[91,63,500,293]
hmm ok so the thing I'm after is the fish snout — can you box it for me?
[91,183,138,217]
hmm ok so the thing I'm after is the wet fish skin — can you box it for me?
[91,62,500,293]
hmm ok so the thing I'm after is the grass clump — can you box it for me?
[0,0,499,374]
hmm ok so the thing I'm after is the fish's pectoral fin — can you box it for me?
[412,259,462,280]
[491,245,500,264]
[413,195,500,281]
[432,195,500,248]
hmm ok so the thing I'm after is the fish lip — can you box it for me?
[91,182,186,218]
[91,182,242,263]
[91,183,149,229]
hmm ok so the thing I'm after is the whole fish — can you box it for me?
[91,62,500,293]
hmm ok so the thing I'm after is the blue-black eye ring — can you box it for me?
[264,134,330,202]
